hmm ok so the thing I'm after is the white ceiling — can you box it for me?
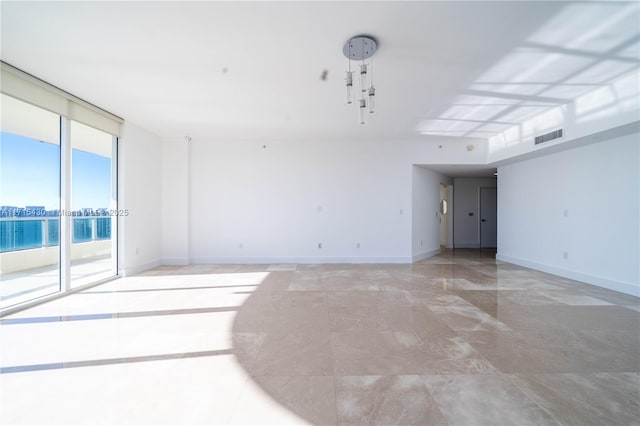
[421,164,497,179]
[1,1,638,141]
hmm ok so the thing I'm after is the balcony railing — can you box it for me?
[0,217,111,253]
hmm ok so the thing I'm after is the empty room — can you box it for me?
[0,1,639,425]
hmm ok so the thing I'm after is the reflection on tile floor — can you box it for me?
[1,249,639,425]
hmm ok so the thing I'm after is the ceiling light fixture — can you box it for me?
[344,35,377,124]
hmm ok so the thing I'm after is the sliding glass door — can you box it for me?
[70,121,117,288]
[0,93,118,310]
[0,95,61,309]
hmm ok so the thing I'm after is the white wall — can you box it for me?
[497,132,640,296]
[453,178,498,248]
[158,137,483,264]
[118,122,163,275]
[161,138,190,264]
[188,140,410,262]
[412,167,450,261]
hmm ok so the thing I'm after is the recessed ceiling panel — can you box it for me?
[539,84,598,99]
[472,122,514,133]
[498,106,552,123]
[470,83,550,96]
[416,119,479,133]
[565,61,638,85]
[440,104,512,122]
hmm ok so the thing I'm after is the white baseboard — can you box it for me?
[120,259,161,277]
[412,248,441,263]
[188,256,413,264]
[161,258,190,266]
[496,253,640,297]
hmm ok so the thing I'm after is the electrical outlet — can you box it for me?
[356,243,360,248]
[135,247,140,255]
[563,251,569,260]
[400,209,403,215]
[421,240,423,246]
[563,209,569,217]
[239,243,243,249]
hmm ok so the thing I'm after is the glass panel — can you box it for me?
[96,217,111,240]
[73,218,93,243]
[70,121,115,288]
[0,94,61,309]
[48,219,59,246]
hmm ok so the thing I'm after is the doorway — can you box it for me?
[439,184,453,248]
[479,187,497,248]
[439,184,447,246]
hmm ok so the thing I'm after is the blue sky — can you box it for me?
[1,132,111,210]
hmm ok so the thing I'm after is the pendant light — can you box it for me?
[343,35,377,124]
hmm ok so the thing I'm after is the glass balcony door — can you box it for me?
[0,95,61,309]
[0,94,118,310]
[70,121,117,288]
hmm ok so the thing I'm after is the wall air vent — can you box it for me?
[535,129,563,145]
